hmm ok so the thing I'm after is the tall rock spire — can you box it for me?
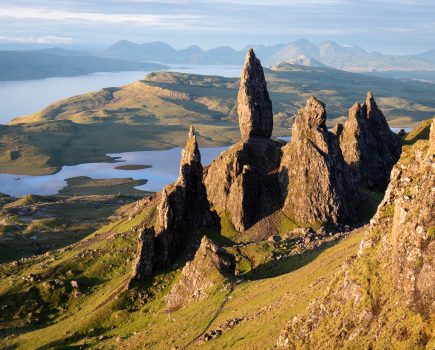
[237,49,273,141]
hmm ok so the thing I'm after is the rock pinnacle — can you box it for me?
[237,49,273,141]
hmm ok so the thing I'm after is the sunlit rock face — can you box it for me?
[279,96,361,226]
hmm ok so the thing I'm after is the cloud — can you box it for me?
[0,35,73,44]
[0,5,201,27]
[36,35,73,44]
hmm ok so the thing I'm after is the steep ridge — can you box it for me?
[277,118,434,349]
[279,96,361,227]
[339,91,402,190]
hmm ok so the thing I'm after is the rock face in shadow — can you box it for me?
[238,49,273,141]
[279,96,361,226]
[277,118,434,349]
[204,138,282,234]
[130,127,220,282]
[166,236,235,311]
[130,226,155,281]
[339,92,402,190]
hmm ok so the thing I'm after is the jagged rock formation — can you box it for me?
[154,126,220,267]
[279,96,361,226]
[238,49,273,141]
[339,92,402,190]
[130,127,220,282]
[277,118,434,349]
[166,236,235,311]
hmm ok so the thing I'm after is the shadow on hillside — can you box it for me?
[242,241,337,281]
[35,327,112,350]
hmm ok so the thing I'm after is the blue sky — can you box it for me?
[0,0,434,53]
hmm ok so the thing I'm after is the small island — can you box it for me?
[114,164,151,171]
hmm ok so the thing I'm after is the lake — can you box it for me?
[0,146,228,197]
[0,65,242,124]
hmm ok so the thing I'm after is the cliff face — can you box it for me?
[130,127,220,282]
[166,236,235,311]
[279,96,361,226]
[339,92,402,190]
[277,118,434,349]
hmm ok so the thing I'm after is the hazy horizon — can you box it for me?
[1,0,435,55]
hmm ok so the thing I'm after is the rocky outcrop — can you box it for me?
[238,49,273,141]
[204,138,282,234]
[277,118,434,349]
[166,236,235,311]
[279,96,361,227]
[339,92,402,190]
[130,127,220,282]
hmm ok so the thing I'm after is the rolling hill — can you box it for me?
[1,64,435,176]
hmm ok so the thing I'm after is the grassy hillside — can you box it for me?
[0,189,146,263]
[2,65,435,175]
[0,204,364,349]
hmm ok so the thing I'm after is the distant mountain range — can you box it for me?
[102,39,435,74]
[0,50,168,81]
[2,39,435,82]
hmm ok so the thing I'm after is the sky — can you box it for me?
[0,0,434,54]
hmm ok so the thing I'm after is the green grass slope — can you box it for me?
[0,210,364,349]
